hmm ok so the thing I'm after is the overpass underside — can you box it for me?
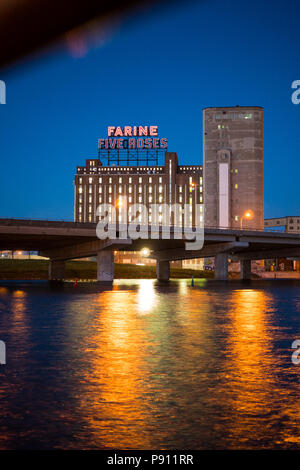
[1,219,300,282]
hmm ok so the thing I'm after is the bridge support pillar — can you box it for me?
[240,259,251,280]
[156,260,170,281]
[48,260,65,281]
[214,253,228,280]
[97,250,114,283]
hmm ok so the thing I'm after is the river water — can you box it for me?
[0,279,299,450]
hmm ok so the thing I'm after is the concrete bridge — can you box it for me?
[1,218,300,282]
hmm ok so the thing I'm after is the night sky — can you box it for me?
[0,0,299,220]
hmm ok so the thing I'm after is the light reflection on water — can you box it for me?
[0,279,300,449]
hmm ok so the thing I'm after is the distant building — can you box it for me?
[264,216,300,233]
[116,250,181,268]
[203,106,264,229]
[264,217,300,271]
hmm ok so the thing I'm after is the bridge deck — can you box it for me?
[0,218,300,261]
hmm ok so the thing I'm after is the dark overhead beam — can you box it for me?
[0,0,165,70]
[237,247,300,261]
[153,241,249,261]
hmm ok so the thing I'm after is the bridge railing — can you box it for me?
[0,217,292,234]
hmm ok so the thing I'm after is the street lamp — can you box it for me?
[141,247,150,258]
[240,209,254,229]
[115,197,124,208]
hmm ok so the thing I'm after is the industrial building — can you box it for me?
[203,106,264,229]
[74,110,265,267]
[74,152,203,225]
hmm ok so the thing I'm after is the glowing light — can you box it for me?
[244,210,253,219]
[115,198,124,208]
[240,209,254,228]
[137,280,156,313]
[140,248,150,258]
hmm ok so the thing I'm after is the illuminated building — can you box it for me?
[74,152,203,225]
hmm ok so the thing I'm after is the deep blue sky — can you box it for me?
[0,0,299,220]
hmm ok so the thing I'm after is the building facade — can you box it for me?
[264,216,300,233]
[75,107,264,231]
[74,152,203,225]
[203,106,264,229]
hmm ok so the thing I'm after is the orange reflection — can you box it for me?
[76,289,153,449]
[11,289,28,334]
[225,289,276,446]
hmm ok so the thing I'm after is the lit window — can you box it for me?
[78,186,82,194]
[234,169,238,174]
[139,186,142,193]
[119,177,122,183]
[159,185,163,193]
[179,186,182,193]
[89,205,92,213]
[139,195,142,202]
[139,177,142,183]
[234,184,238,189]
[109,186,112,193]
[79,206,82,213]
[89,177,93,184]
[79,177,82,184]
[149,177,152,183]
[99,186,102,193]
[129,177,132,183]
[109,177,112,184]
[235,215,239,221]
[119,186,122,194]
[129,186,132,193]
[149,196,152,203]
[159,177,162,183]
[129,196,132,203]
[99,177,102,183]
[149,186,152,193]
[89,186,92,193]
